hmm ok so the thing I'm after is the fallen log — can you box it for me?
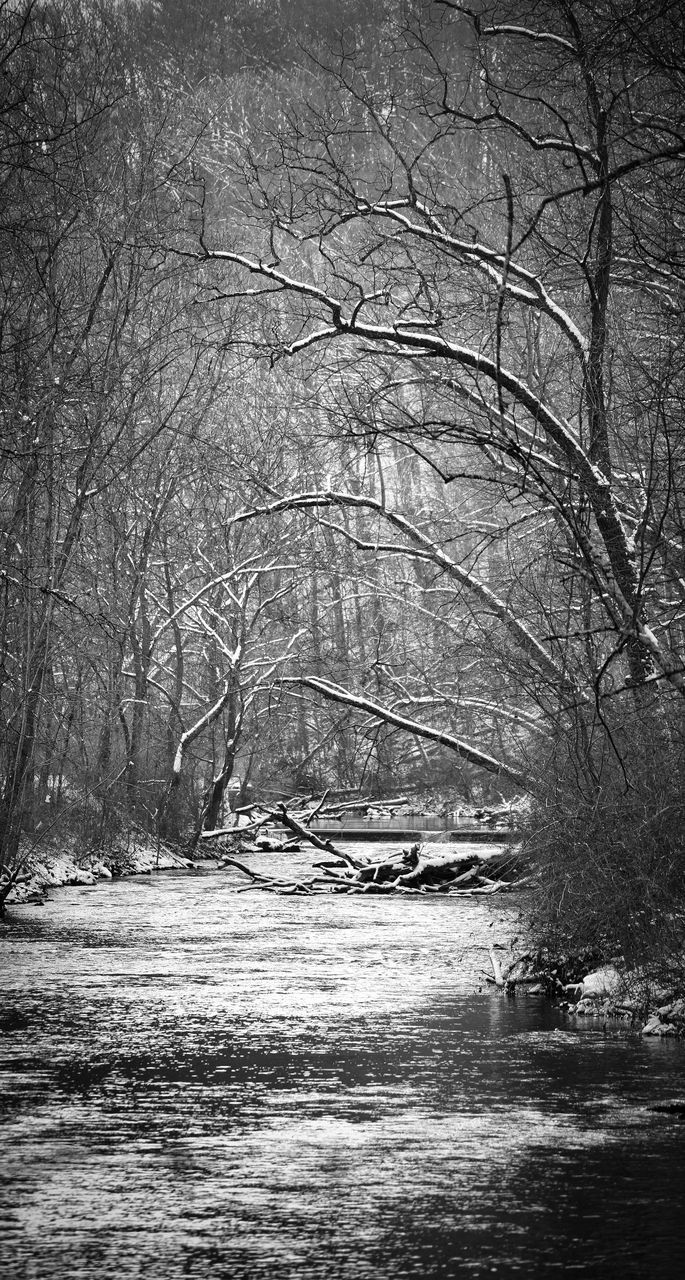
[202,799,363,869]
[217,855,281,885]
[488,946,505,986]
[274,803,362,869]
[315,795,410,817]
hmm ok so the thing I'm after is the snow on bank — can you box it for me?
[6,835,193,905]
[563,965,685,1037]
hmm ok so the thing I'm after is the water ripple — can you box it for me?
[1,854,684,1279]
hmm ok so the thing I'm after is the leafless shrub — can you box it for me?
[524,700,685,983]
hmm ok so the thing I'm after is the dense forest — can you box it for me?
[1,0,684,966]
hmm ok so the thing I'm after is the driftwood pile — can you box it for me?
[200,794,524,897]
[215,842,524,898]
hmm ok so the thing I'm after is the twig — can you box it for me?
[488,946,505,986]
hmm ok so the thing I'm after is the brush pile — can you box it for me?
[217,843,525,896]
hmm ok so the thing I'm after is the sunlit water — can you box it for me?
[2,846,685,1279]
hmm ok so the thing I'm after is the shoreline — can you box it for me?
[4,835,683,1040]
[2,834,198,908]
[488,946,685,1040]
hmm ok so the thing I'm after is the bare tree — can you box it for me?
[167,0,684,794]
[0,1,210,896]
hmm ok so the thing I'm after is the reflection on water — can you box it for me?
[1,850,684,1279]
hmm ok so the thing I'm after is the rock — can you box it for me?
[642,1015,679,1037]
[574,998,601,1017]
[67,869,95,885]
[658,998,685,1021]
[579,966,623,999]
[91,861,112,879]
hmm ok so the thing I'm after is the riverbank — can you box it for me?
[565,970,685,1038]
[3,832,196,907]
[497,950,685,1039]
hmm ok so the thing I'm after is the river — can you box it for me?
[1,847,685,1279]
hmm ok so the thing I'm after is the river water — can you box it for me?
[2,848,685,1279]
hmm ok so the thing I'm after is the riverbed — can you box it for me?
[1,849,685,1279]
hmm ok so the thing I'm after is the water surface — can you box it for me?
[1,849,684,1278]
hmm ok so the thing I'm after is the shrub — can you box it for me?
[523,697,685,984]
